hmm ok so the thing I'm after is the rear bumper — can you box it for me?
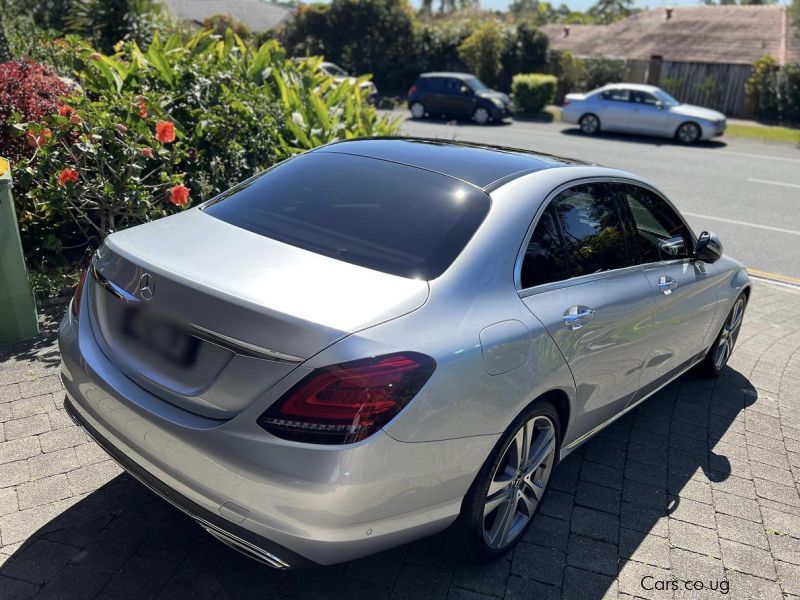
[59,302,495,566]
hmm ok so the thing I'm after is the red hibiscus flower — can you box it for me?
[26,128,52,148]
[169,184,190,206]
[58,168,79,186]
[155,120,175,143]
[58,105,75,117]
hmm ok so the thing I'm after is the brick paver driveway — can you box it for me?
[1,280,799,600]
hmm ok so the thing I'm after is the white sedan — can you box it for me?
[562,83,726,143]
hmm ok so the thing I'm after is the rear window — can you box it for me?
[203,152,491,280]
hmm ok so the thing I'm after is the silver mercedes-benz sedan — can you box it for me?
[562,84,727,143]
[59,138,750,569]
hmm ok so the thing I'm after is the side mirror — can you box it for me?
[694,231,723,263]
[460,85,471,96]
[655,101,664,110]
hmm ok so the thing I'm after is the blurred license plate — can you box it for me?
[122,309,199,366]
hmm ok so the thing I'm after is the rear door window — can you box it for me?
[203,152,491,280]
[601,89,630,102]
[520,205,570,288]
[550,184,634,277]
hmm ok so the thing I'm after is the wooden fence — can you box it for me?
[624,59,753,117]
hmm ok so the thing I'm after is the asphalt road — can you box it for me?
[391,112,800,282]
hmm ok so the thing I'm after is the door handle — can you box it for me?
[658,276,678,295]
[563,306,595,330]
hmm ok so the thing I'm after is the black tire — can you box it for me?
[457,398,561,560]
[676,121,701,144]
[579,113,600,135]
[699,293,747,377]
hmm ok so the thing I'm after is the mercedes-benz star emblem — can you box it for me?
[139,273,155,300]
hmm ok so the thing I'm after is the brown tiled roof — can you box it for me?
[163,0,293,33]
[542,6,798,66]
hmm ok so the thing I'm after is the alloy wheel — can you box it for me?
[714,296,745,370]
[410,102,425,119]
[482,415,556,550]
[580,114,599,134]
[474,107,490,125]
[677,123,700,143]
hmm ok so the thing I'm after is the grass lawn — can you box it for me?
[725,122,800,144]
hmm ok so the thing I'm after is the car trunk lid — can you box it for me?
[87,209,429,420]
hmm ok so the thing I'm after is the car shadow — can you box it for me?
[415,115,514,128]
[0,367,754,599]
[560,126,728,149]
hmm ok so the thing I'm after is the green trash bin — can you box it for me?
[0,157,39,345]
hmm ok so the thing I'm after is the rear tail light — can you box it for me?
[563,99,570,107]
[70,267,89,318]
[258,352,436,444]
[407,85,417,97]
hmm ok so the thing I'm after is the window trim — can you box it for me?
[514,176,698,295]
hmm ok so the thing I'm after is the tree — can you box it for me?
[792,0,800,26]
[281,0,416,93]
[457,21,507,87]
[587,0,635,24]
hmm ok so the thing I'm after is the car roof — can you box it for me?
[313,138,586,191]
[600,83,662,93]
[418,72,475,80]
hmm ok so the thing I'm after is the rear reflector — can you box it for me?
[258,352,436,444]
[407,85,417,96]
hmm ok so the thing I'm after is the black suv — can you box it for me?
[407,72,513,125]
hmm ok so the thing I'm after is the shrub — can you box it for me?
[549,50,586,103]
[457,21,506,88]
[0,59,70,162]
[584,57,626,90]
[512,73,556,113]
[745,56,780,120]
[13,32,398,269]
[281,0,416,93]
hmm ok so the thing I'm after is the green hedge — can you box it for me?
[512,73,557,113]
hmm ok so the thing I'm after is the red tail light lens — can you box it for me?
[70,267,89,318]
[562,100,570,107]
[407,85,417,96]
[258,352,436,444]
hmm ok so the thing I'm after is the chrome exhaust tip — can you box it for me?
[200,523,291,569]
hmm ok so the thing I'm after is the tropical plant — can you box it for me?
[584,57,627,90]
[457,21,507,88]
[550,50,587,103]
[13,31,398,270]
[512,73,557,112]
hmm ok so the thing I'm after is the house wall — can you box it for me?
[625,59,753,117]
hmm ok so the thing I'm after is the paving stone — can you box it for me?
[565,533,618,576]
[0,504,57,545]
[0,575,38,600]
[33,563,111,600]
[504,576,560,600]
[16,473,72,510]
[522,514,569,551]
[570,506,619,544]
[622,480,669,511]
[510,542,564,586]
[574,480,621,515]
[749,445,791,470]
[2,538,78,584]
[0,459,30,489]
[26,447,79,480]
[777,560,800,595]
[562,566,617,600]
[452,556,510,597]
[750,461,796,488]
[617,558,672,600]
[712,489,762,523]
[669,519,720,558]
[538,490,573,522]
[619,527,670,569]
[768,533,800,566]
[716,513,769,549]
[66,459,122,495]
[669,547,726,600]
[710,473,757,499]
[720,538,777,580]
[0,436,40,465]
[762,506,800,539]
[103,553,180,600]
[391,564,452,600]
[666,496,716,529]
[580,462,623,491]
[619,501,668,538]
[724,571,783,600]
[38,426,87,453]
[17,375,62,399]
[754,477,800,506]
[3,414,50,441]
